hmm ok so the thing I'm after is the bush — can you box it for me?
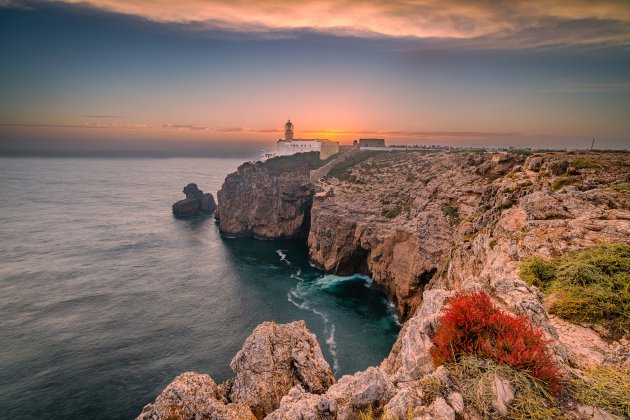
[430,291,560,393]
[519,244,630,338]
[329,151,379,181]
[572,366,630,418]
[570,158,599,170]
[520,257,556,289]
[441,205,460,225]
[381,206,402,219]
[264,151,335,171]
[550,175,580,191]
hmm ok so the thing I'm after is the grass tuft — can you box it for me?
[570,158,599,170]
[447,356,561,420]
[550,175,580,192]
[520,244,630,338]
[441,205,460,225]
[571,366,630,418]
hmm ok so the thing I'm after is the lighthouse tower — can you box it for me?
[284,119,294,141]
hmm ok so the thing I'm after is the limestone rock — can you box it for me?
[383,385,424,419]
[447,392,464,414]
[217,158,315,238]
[429,397,455,420]
[490,373,514,417]
[575,404,618,420]
[228,321,335,418]
[546,159,569,176]
[265,386,336,420]
[382,289,452,382]
[137,372,255,420]
[325,367,393,419]
[172,183,217,217]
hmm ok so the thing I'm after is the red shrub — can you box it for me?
[430,290,561,392]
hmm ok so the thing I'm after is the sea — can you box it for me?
[0,157,400,419]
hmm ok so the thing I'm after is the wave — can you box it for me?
[276,249,291,266]
[325,324,339,373]
[281,250,341,374]
[314,273,373,288]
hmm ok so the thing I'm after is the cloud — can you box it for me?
[0,120,566,141]
[31,0,630,48]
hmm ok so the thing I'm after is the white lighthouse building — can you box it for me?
[276,120,339,159]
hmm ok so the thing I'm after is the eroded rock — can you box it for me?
[228,321,335,418]
[137,372,255,420]
[217,158,315,238]
[172,183,217,217]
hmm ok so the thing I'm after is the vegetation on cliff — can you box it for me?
[430,291,560,392]
[264,151,335,171]
[571,366,630,418]
[447,356,561,419]
[520,243,630,338]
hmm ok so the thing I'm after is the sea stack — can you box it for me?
[172,183,217,217]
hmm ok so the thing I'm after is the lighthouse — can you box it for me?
[284,119,294,141]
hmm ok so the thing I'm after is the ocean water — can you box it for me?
[0,158,400,419]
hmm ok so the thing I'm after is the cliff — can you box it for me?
[141,150,629,419]
[309,151,629,323]
[216,153,320,239]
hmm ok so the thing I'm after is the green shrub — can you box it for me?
[611,184,630,192]
[519,244,630,338]
[329,151,380,181]
[382,206,402,219]
[550,175,580,192]
[264,151,334,171]
[441,205,460,224]
[570,158,599,170]
[520,256,557,289]
[572,366,630,418]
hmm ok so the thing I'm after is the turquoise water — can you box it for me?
[0,158,400,419]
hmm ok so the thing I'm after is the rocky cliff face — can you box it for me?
[143,150,629,419]
[216,156,316,239]
[308,151,629,324]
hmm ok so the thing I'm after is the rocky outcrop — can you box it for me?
[227,321,335,418]
[216,156,316,238]
[137,372,255,420]
[138,321,334,420]
[172,183,217,217]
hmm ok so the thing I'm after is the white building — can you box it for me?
[276,120,325,156]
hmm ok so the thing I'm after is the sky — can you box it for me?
[1,0,629,155]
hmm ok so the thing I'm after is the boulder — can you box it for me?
[136,372,255,420]
[325,367,393,419]
[266,386,336,419]
[429,397,456,420]
[172,183,217,217]
[228,321,335,418]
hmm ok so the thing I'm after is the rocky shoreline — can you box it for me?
[142,150,629,419]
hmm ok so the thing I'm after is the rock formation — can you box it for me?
[226,321,335,418]
[142,150,629,419]
[216,156,316,238]
[137,372,255,420]
[172,183,217,217]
